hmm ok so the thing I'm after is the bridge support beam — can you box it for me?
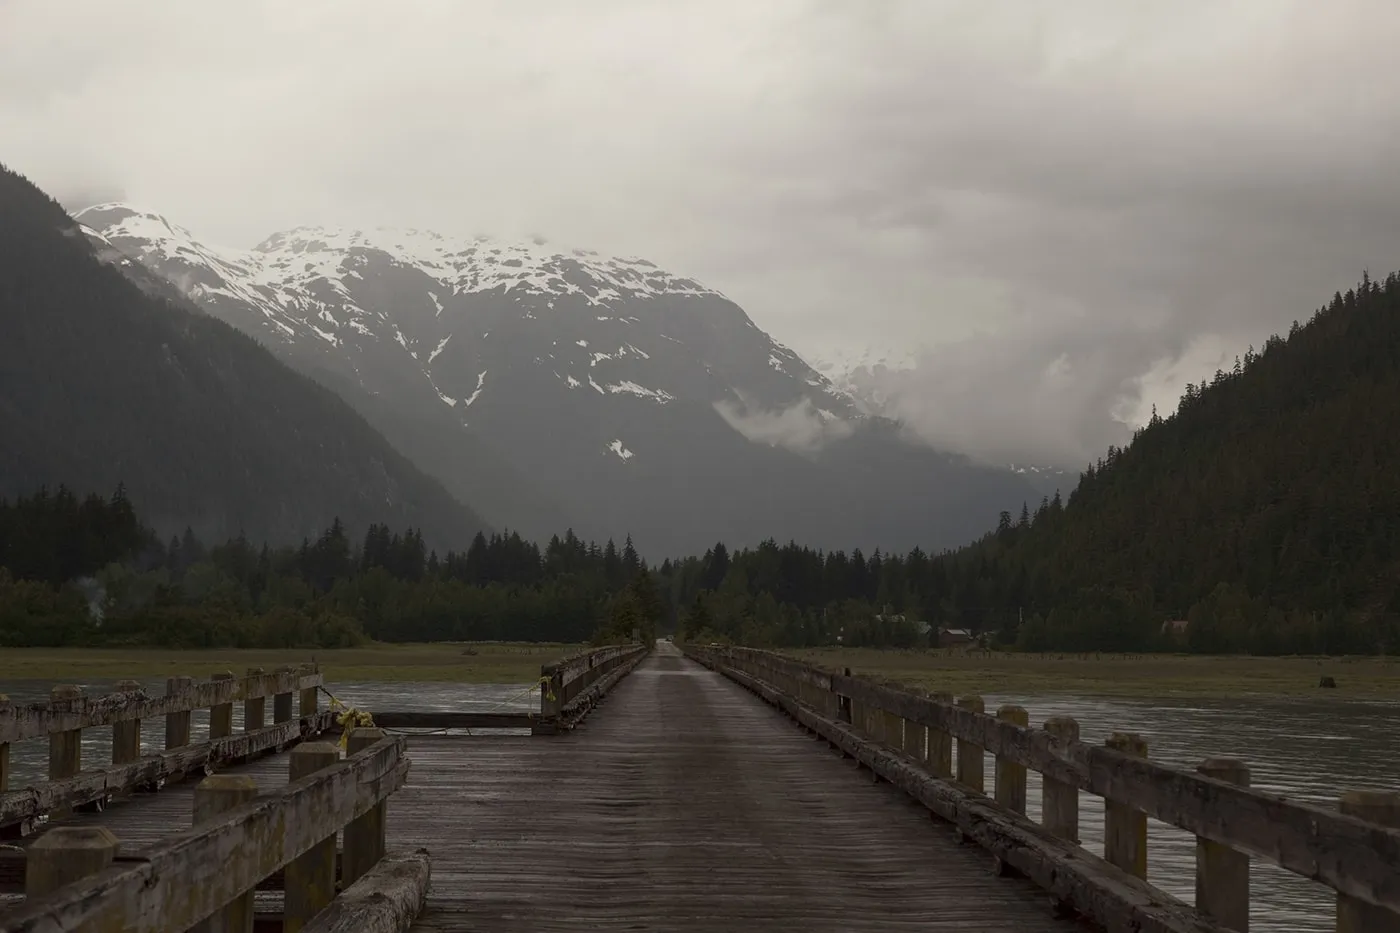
[25,826,118,897]
[191,774,259,933]
[1041,717,1079,844]
[1337,790,1400,933]
[1104,732,1148,879]
[955,695,985,794]
[1195,758,1250,932]
[285,742,342,933]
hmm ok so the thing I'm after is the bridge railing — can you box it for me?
[0,665,330,834]
[0,729,424,933]
[685,644,1400,933]
[536,642,649,732]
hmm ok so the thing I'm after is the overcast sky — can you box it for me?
[5,0,1400,468]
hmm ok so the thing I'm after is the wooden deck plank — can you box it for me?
[395,644,1090,932]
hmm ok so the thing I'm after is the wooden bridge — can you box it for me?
[1,641,1397,932]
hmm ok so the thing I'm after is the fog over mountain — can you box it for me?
[6,0,1400,475]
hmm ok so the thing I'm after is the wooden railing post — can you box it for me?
[1196,758,1250,932]
[166,675,194,748]
[955,695,985,793]
[1104,732,1148,879]
[344,728,389,889]
[881,683,903,748]
[112,680,143,766]
[49,685,83,818]
[540,665,561,719]
[299,669,319,719]
[191,774,258,933]
[285,742,341,932]
[903,693,926,760]
[845,668,861,732]
[273,667,295,724]
[1041,717,1080,843]
[995,705,1028,814]
[25,826,119,896]
[928,692,953,779]
[1336,790,1400,933]
[210,671,236,741]
[244,667,266,732]
[0,694,9,792]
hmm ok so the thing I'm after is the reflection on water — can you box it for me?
[2,675,1392,931]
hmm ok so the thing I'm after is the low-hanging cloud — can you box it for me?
[715,397,856,454]
[4,0,1400,469]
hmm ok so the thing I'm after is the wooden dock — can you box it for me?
[394,643,1081,931]
[2,640,1399,932]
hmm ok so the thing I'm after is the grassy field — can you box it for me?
[790,647,1400,698]
[0,642,581,687]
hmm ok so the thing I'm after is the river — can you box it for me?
[2,677,1392,931]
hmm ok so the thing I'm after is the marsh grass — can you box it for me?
[0,641,580,687]
[790,647,1400,698]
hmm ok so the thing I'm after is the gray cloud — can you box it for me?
[715,398,855,454]
[3,0,1400,469]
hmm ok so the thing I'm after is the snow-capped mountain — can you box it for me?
[78,203,1038,556]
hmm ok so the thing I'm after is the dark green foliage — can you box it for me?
[925,270,1400,654]
[0,162,487,552]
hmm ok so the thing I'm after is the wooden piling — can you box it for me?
[166,675,194,749]
[539,665,561,719]
[994,705,1028,814]
[1104,732,1148,879]
[955,695,985,793]
[299,669,319,719]
[210,671,236,741]
[244,667,266,732]
[343,728,388,889]
[903,693,926,760]
[1195,758,1249,932]
[273,666,294,724]
[881,685,903,749]
[285,742,342,932]
[1041,717,1080,843]
[112,680,144,766]
[191,775,259,933]
[927,691,953,779]
[0,694,10,793]
[25,826,119,896]
[1337,790,1400,933]
[48,685,83,818]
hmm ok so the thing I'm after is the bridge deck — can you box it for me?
[394,643,1087,932]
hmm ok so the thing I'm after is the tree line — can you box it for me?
[6,270,1400,654]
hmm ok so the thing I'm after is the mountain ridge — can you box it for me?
[78,202,1040,558]
[0,166,489,551]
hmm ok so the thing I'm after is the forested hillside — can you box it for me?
[0,164,488,550]
[919,271,1400,655]
[8,273,1400,656]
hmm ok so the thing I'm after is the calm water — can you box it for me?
[3,676,1393,931]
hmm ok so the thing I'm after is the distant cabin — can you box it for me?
[1161,619,1190,637]
[937,627,975,649]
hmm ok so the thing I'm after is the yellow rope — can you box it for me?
[318,676,553,746]
[319,686,377,752]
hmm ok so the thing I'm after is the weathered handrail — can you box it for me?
[686,644,1400,933]
[537,642,649,732]
[1,729,421,933]
[0,665,324,828]
[0,666,322,745]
